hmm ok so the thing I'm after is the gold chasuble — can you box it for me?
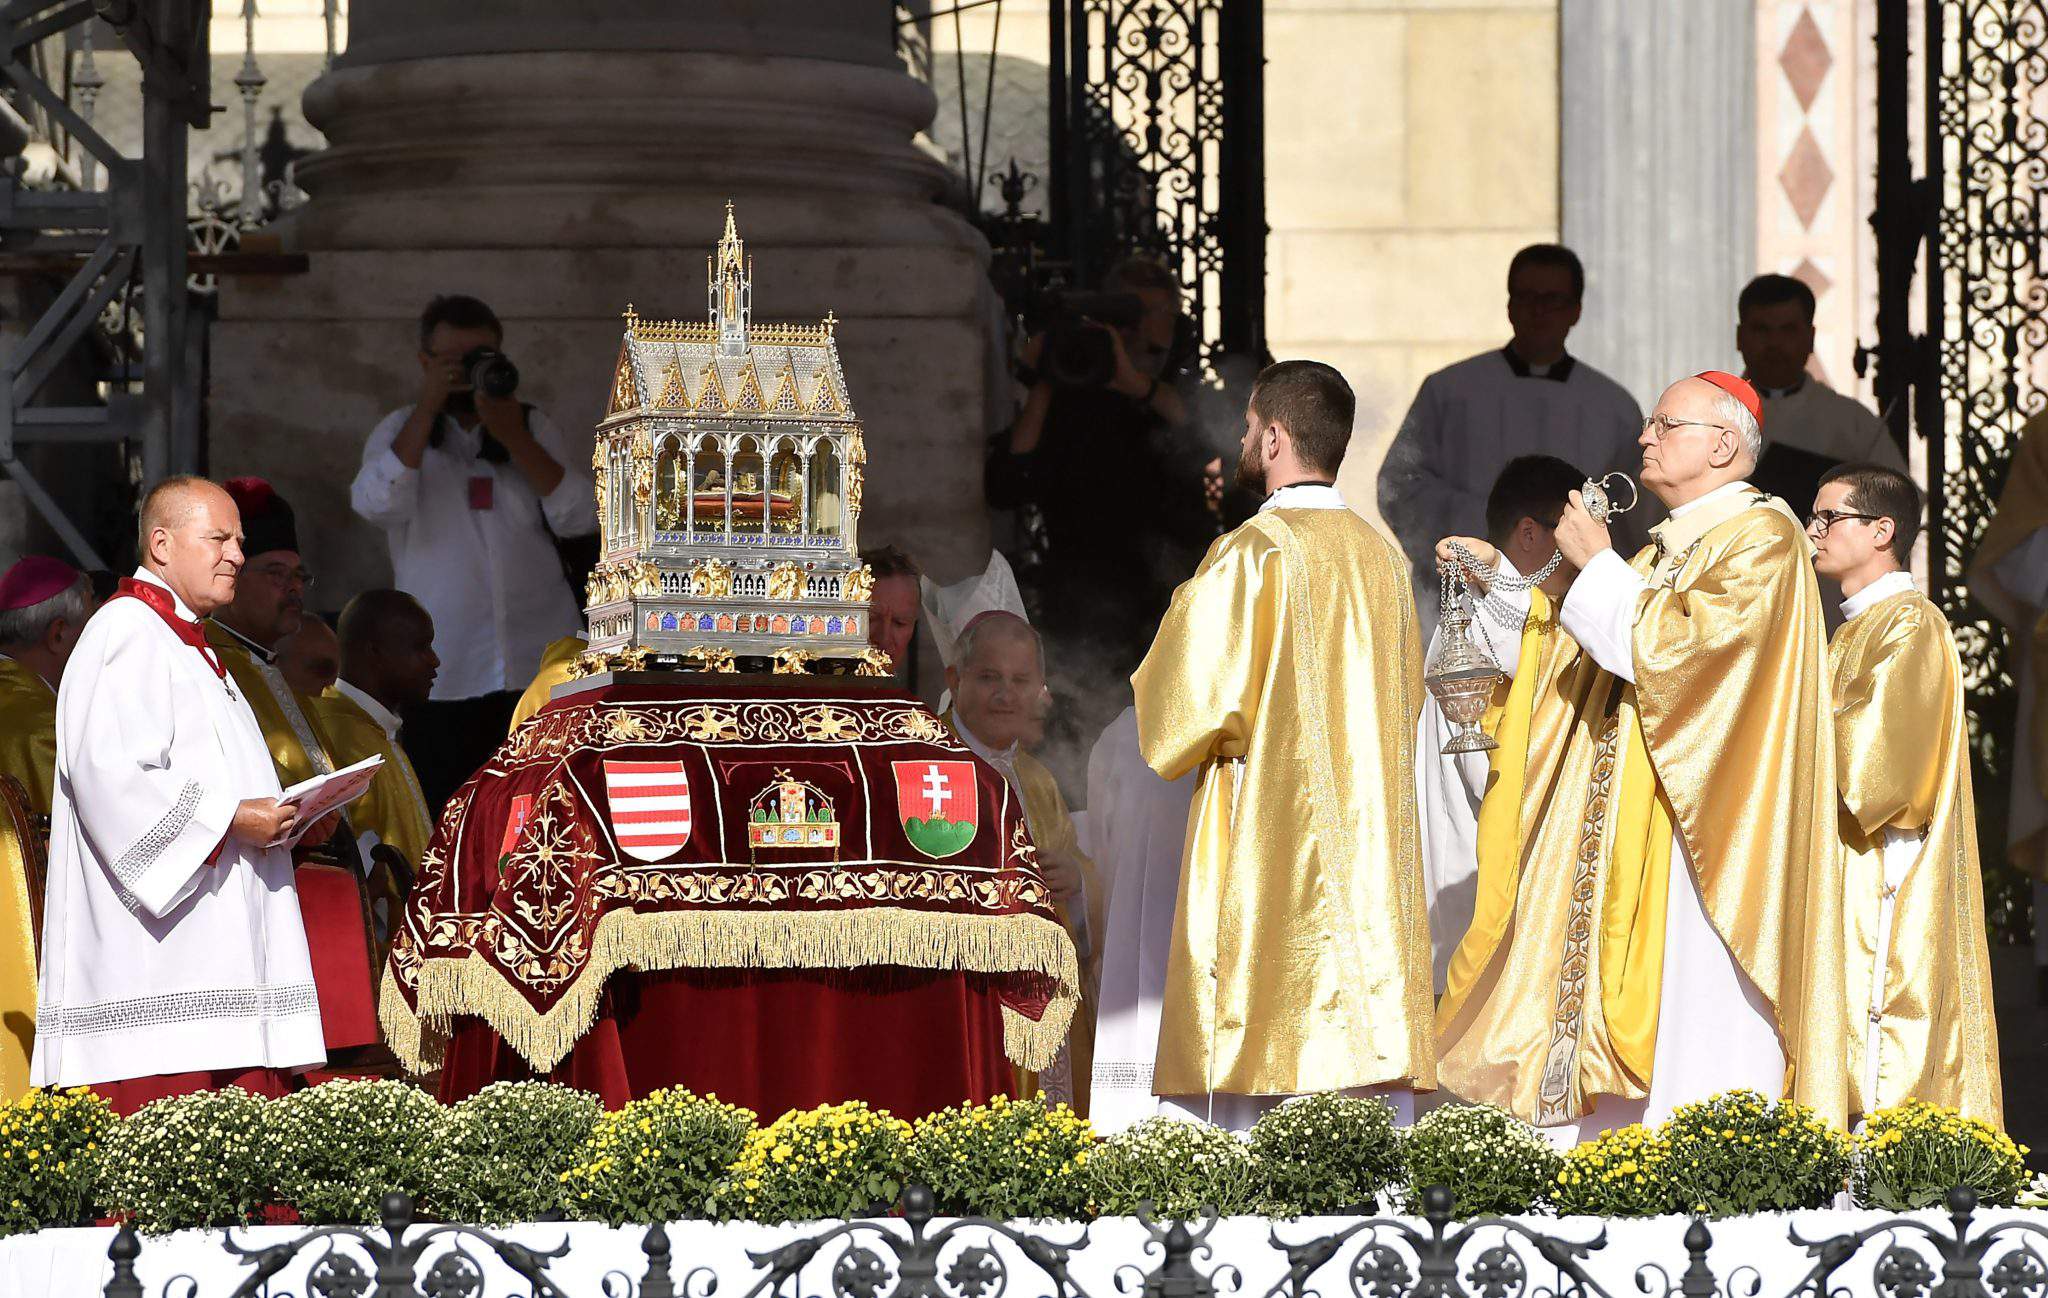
[509,635,588,734]
[0,656,57,817]
[1438,488,1850,1127]
[311,688,434,868]
[1968,412,2048,880]
[1830,585,2002,1121]
[1132,508,1434,1098]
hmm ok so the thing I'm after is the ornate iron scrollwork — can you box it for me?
[1264,1187,1613,1298]
[1053,0,1264,377]
[215,1191,571,1298]
[1785,1188,2048,1298]
[91,1182,2048,1298]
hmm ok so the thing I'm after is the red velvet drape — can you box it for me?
[437,966,1011,1116]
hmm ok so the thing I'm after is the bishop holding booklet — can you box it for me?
[32,476,334,1113]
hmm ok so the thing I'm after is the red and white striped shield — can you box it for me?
[603,759,693,863]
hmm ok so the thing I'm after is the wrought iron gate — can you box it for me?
[1870,0,2047,924]
[1048,0,1265,376]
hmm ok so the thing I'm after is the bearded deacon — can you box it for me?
[1810,464,2000,1121]
[1133,360,1434,1129]
[1434,371,1850,1137]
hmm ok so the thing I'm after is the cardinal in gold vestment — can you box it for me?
[1436,373,1849,1133]
[1134,362,1434,1121]
[1809,466,2000,1122]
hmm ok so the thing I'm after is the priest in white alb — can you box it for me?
[1433,372,1851,1139]
[1084,702,1197,1134]
[1133,359,1436,1130]
[32,476,329,1113]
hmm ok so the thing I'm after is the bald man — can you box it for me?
[33,475,327,1112]
[943,611,1101,1112]
[1434,372,1850,1137]
[312,591,439,951]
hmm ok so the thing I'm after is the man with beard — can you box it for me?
[1130,359,1435,1129]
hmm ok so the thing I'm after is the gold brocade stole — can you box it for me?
[1438,592,1676,1122]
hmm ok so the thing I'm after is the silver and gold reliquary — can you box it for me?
[583,204,881,674]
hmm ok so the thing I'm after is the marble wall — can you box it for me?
[1268,1,1564,529]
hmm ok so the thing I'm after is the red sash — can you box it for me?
[111,576,225,678]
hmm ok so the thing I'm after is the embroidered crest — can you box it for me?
[746,769,840,856]
[603,759,694,863]
[892,760,979,859]
[497,793,536,878]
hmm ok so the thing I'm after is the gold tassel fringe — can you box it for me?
[381,908,1080,1076]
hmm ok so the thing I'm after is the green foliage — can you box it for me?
[270,1080,449,1224]
[1550,1123,1675,1217]
[1249,1094,1403,1216]
[904,817,976,857]
[908,1095,1094,1219]
[1086,1117,1261,1219]
[1663,1090,1849,1216]
[1852,1101,2029,1211]
[1400,1104,1561,1218]
[560,1088,756,1225]
[0,1088,115,1234]
[100,1087,277,1234]
[433,1082,603,1225]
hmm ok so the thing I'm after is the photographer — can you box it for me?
[986,257,1214,789]
[350,294,595,812]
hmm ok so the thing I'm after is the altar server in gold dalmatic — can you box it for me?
[1809,463,2001,1122]
[1434,371,1850,1139]
[1133,360,1434,1130]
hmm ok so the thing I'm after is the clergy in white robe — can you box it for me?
[32,477,325,1112]
[1376,246,1642,639]
[1738,274,1904,473]
[1084,705,1197,1134]
[1417,454,1583,990]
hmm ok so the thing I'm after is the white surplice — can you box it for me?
[1085,706,1196,1135]
[31,568,325,1088]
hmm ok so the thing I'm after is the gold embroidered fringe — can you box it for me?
[380,907,1081,1076]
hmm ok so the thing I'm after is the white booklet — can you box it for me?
[268,754,385,848]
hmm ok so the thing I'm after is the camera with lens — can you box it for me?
[461,346,520,400]
[1037,290,1145,389]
